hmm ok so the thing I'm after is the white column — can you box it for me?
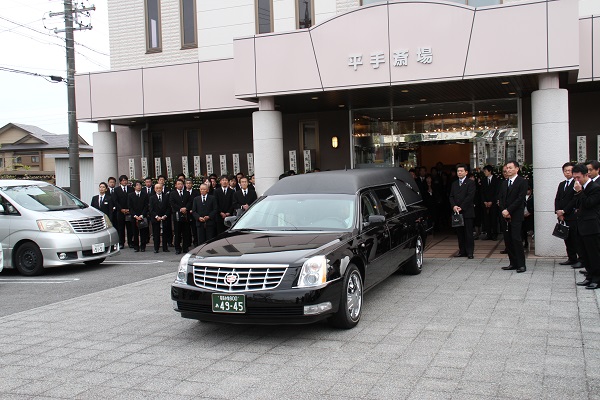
[93,120,118,188]
[531,73,570,257]
[253,97,283,195]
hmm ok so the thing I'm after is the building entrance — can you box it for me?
[352,99,520,171]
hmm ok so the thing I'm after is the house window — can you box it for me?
[180,0,197,48]
[256,0,273,34]
[14,156,22,164]
[31,156,40,163]
[296,0,314,29]
[145,0,162,52]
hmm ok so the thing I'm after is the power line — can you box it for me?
[0,66,64,83]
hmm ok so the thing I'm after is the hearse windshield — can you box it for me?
[233,194,355,231]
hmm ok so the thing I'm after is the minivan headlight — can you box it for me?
[296,255,328,288]
[37,220,73,233]
[103,214,113,228]
[175,253,191,283]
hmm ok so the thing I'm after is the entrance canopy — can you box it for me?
[234,0,579,99]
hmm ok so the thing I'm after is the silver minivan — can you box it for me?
[0,180,120,276]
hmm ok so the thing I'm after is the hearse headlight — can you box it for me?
[103,214,113,228]
[175,253,191,283]
[37,219,73,233]
[296,255,328,288]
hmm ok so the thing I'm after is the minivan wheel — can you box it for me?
[402,235,423,275]
[15,242,44,276]
[84,257,105,266]
[329,264,362,329]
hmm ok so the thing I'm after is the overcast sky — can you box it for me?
[0,0,109,144]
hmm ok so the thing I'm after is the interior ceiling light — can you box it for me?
[501,81,510,85]
[420,98,427,102]
[311,96,319,100]
[401,89,409,93]
[338,104,344,108]
[509,92,516,95]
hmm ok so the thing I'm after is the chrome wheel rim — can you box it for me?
[416,236,423,271]
[346,271,362,321]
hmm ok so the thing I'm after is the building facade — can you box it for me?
[76,0,600,256]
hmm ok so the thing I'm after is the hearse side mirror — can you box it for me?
[224,216,238,227]
[365,215,385,227]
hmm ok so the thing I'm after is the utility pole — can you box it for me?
[48,1,95,198]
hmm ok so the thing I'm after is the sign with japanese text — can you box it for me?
[303,150,311,173]
[193,156,201,177]
[165,157,173,179]
[141,157,148,179]
[289,150,297,173]
[349,47,432,71]
[578,136,587,163]
[219,155,227,176]
[476,141,485,169]
[154,157,161,177]
[516,140,525,165]
[232,154,240,175]
[206,155,213,176]
[128,158,135,180]
[497,141,506,166]
[247,153,254,176]
[181,156,189,178]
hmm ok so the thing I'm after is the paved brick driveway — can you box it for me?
[0,258,598,399]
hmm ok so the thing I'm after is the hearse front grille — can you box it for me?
[192,263,288,292]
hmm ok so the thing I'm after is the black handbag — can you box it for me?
[451,212,464,228]
[137,217,149,229]
[552,221,569,240]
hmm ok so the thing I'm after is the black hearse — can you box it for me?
[171,168,428,328]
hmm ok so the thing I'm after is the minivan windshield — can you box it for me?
[233,194,355,231]
[2,184,86,211]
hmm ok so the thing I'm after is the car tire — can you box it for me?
[329,264,362,329]
[83,257,106,266]
[402,234,424,275]
[15,242,44,276]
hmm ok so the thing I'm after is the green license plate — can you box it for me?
[211,294,246,314]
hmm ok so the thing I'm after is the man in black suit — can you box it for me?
[233,177,258,215]
[114,175,134,249]
[572,163,600,289]
[149,183,170,253]
[169,179,192,254]
[107,176,118,228]
[449,164,476,259]
[481,165,500,240]
[192,184,218,244]
[185,178,200,247]
[143,177,155,196]
[499,161,528,273]
[91,182,116,226]
[215,175,234,234]
[555,162,580,266]
[128,181,149,252]
[157,175,173,247]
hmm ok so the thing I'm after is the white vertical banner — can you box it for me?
[289,150,297,173]
[193,156,201,177]
[165,157,173,179]
[303,150,312,172]
[247,153,254,176]
[206,155,213,176]
[128,158,136,180]
[181,156,189,177]
[578,136,587,163]
[476,141,485,169]
[597,136,600,161]
[489,142,497,161]
[219,155,227,176]
[232,154,240,175]
[516,139,525,165]
[154,157,162,177]
[497,140,506,166]
[141,157,148,178]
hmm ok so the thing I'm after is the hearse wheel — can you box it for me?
[15,242,44,276]
[329,264,362,329]
[402,234,423,275]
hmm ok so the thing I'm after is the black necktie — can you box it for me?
[243,190,247,197]
[99,196,103,204]
[110,188,114,194]
[202,196,206,204]
[147,188,150,194]
[158,195,162,202]
[137,192,140,197]
[179,190,183,198]
[564,180,569,191]
[508,180,512,187]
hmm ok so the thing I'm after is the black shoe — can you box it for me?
[577,280,591,286]
[559,260,577,265]
[500,250,508,254]
[134,248,139,252]
[586,283,600,290]
[141,247,146,252]
[454,253,467,257]
[516,267,526,273]
[163,248,170,252]
[175,250,182,255]
[490,236,497,241]
[571,262,583,269]
[502,265,517,270]
[154,250,159,253]
[580,270,588,275]
[468,255,474,259]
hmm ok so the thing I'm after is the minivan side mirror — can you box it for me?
[365,215,385,227]
[224,216,238,228]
